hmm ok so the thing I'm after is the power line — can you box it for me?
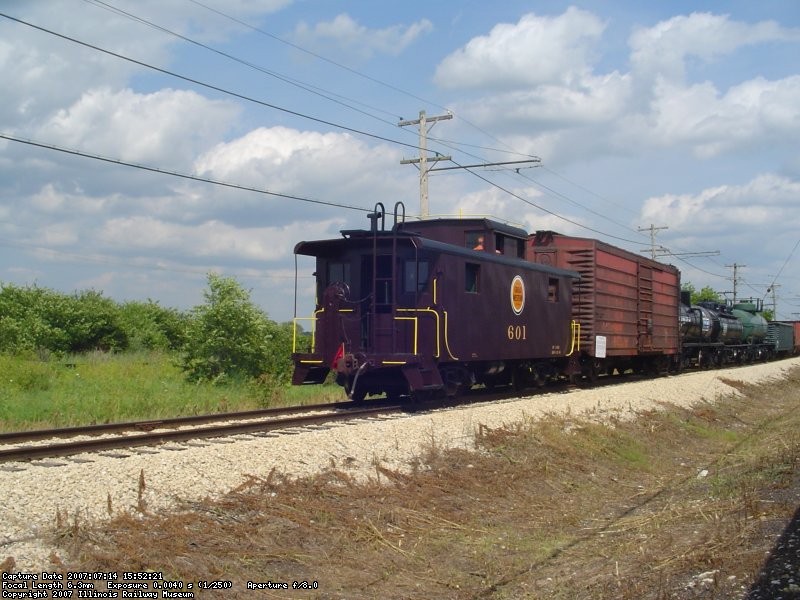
[184,0,544,168]
[0,12,423,154]
[0,132,372,214]
[2,9,639,249]
[763,237,800,302]
[82,0,403,127]
[186,0,444,116]
[1,7,777,292]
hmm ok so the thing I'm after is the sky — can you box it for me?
[1,0,799,322]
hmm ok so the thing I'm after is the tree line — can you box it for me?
[0,273,301,384]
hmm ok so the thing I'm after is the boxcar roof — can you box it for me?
[531,230,680,273]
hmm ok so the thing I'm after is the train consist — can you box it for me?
[291,203,799,400]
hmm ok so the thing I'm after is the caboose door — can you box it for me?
[360,254,395,353]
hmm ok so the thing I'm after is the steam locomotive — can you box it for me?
[291,202,797,400]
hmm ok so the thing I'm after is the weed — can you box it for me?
[15,367,800,599]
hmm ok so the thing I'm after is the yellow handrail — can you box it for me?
[397,308,440,358]
[394,316,419,355]
[292,316,317,353]
[566,320,581,356]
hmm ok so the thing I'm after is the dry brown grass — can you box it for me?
[12,369,800,599]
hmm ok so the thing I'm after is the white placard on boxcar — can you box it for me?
[595,335,607,358]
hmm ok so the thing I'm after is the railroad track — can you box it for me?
[0,400,405,463]
[0,366,726,464]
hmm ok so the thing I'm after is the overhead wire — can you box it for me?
[1,6,790,299]
[762,237,800,302]
[2,5,659,250]
[0,132,372,214]
[82,0,403,127]
[0,12,426,155]
[1,7,644,247]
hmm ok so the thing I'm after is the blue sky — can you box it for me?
[1,0,799,321]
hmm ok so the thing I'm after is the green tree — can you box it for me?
[682,282,723,305]
[695,286,723,304]
[118,300,187,351]
[0,283,127,354]
[180,273,279,382]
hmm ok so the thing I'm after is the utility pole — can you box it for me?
[765,283,780,316]
[725,263,746,303]
[638,224,668,260]
[399,110,452,217]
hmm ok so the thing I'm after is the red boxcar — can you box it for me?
[528,231,681,378]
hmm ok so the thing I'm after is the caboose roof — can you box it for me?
[294,229,579,279]
[397,217,529,239]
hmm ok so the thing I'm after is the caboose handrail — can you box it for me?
[397,308,440,358]
[292,308,355,353]
[393,201,405,228]
[442,310,459,360]
[292,316,318,353]
[394,315,418,355]
[566,320,581,356]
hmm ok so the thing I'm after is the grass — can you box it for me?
[10,366,799,599]
[0,351,343,431]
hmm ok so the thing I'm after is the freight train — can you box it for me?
[291,202,798,401]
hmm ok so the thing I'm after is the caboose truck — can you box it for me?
[292,202,581,401]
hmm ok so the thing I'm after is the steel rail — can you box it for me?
[0,405,404,463]
[0,400,377,445]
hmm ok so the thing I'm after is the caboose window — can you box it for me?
[466,231,485,250]
[496,234,524,258]
[404,260,429,293]
[375,255,393,307]
[548,278,559,302]
[465,263,480,293]
[327,261,350,286]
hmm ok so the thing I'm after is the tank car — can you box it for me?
[730,302,768,343]
[679,296,776,365]
[680,296,743,366]
[291,203,581,400]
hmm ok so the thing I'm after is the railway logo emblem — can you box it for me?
[510,275,525,315]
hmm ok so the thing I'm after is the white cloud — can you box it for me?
[434,7,800,166]
[621,75,800,158]
[291,14,432,59]
[36,88,239,168]
[434,7,606,90]
[29,184,111,214]
[95,216,343,262]
[641,173,800,234]
[194,126,407,207]
[456,71,632,129]
[629,12,800,83]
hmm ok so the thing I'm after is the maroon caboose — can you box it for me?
[528,231,681,379]
[292,206,580,400]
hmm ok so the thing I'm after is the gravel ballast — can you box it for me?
[2,357,799,571]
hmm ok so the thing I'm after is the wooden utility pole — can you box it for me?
[766,283,780,316]
[638,224,669,260]
[399,110,452,217]
[725,263,746,303]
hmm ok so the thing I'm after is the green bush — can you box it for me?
[180,273,291,383]
[0,283,128,354]
[118,300,187,351]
